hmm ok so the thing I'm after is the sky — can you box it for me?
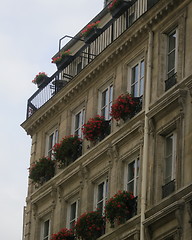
[0,1,104,239]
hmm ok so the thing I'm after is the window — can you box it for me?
[41,219,50,240]
[100,85,113,120]
[73,109,85,138]
[46,129,58,158]
[95,179,108,214]
[165,29,178,91]
[126,158,140,196]
[68,200,78,229]
[164,132,176,184]
[131,60,144,97]
[162,132,177,198]
[167,29,177,79]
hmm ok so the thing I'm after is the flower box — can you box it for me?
[110,93,142,122]
[55,55,74,70]
[36,76,49,88]
[32,72,49,89]
[28,157,55,185]
[82,115,111,143]
[81,21,101,44]
[52,49,73,70]
[75,211,105,240]
[52,135,82,167]
[105,190,137,228]
[109,0,133,19]
[51,228,75,240]
[84,27,101,44]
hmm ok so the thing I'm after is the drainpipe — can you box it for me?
[140,30,153,240]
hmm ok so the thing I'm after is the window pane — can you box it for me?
[140,60,144,77]
[127,181,134,193]
[48,134,54,150]
[128,162,135,181]
[70,202,76,221]
[75,112,80,130]
[137,159,140,176]
[109,85,113,102]
[168,51,175,73]
[139,78,144,96]
[102,89,108,108]
[98,182,104,201]
[43,220,49,238]
[131,82,138,97]
[132,64,139,84]
[168,31,176,51]
[165,156,172,182]
[166,135,173,156]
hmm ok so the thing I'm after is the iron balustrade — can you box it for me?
[162,179,175,198]
[26,0,160,119]
[165,73,177,91]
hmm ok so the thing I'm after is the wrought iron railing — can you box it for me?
[162,179,175,198]
[26,0,160,119]
[165,73,177,91]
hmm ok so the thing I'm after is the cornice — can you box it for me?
[147,88,187,120]
[144,183,192,226]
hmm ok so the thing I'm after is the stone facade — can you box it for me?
[21,0,192,239]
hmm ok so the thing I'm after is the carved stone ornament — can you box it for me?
[32,203,38,219]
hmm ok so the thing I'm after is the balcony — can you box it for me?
[26,0,160,119]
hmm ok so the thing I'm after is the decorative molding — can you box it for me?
[57,185,63,202]
[148,117,155,137]
[178,90,187,115]
[32,203,37,219]
[78,164,89,189]
[51,187,57,209]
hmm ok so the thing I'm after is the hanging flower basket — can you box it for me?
[52,49,73,70]
[28,157,55,184]
[52,135,82,167]
[32,72,49,88]
[81,21,101,44]
[82,115,111,142]
[74,211,105,240]
[110,93,142,122]
[105,190,137,228]
[51,228,75,240]
[108,0,133,19]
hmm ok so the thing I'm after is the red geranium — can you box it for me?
[52,49,71,64]
[81,21,100,37]
[110,93,141,121]
[105,190,136,227]
[51,228,75,240]
[74,211,104,240]
[108,0,123,10]
[32,72,47,84]
[52,135,82,166]
[82,115,110,142]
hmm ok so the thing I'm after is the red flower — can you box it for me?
[81,21,100,37]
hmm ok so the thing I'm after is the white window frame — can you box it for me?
[72,108,85,138]
[67,199,78,229]
[130,59,145,97]
[41,218,50,240]
[98,84,113,120]
[46,129,58,158]
[94,178,108,214]
[164,132,177,184]
[166,28,178,80]
[125,157,140,196]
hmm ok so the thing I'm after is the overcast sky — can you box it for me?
[0,1,104,239]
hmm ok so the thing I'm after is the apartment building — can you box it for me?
[21,0,192,239]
